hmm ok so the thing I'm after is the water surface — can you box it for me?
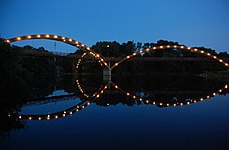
[1,75,228,150]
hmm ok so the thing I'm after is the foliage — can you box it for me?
[90,40,229,74]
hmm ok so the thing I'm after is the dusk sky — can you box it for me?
[1,0,229,53]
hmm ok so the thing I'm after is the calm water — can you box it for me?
[0,75,229,150]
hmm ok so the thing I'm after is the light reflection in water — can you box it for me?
[7,78,228,121]
[4,51,229,123]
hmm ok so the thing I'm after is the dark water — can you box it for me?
[0,75,229,150]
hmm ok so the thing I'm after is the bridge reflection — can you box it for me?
[3,35,229,122]
[8,77,228,121]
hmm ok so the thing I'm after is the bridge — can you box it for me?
[17,49,229,62]
[5,33,229,81]
[5,34,109,68]
[4,33,229,122]
[7,79,228,121]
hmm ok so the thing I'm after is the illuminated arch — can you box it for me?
[11,82,109,121]
[76,53,87,70]
[110,82,228,107]
[76,79,108,98]
[75,52,105,70]
[5,34,109,68]
[15,100,92,120]
[8,81,228,120]
[111,45,229,70]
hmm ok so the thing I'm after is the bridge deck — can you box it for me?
[20,50,229,62]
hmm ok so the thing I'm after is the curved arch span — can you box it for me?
[111,45,229,70]
[10,81,109,121]
[13,82,228,120]
[5,34,109,68]
[110,82,228,107]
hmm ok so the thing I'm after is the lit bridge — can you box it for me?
[7,79,228,121]
[5,34,229,121]
[5,33,229,80]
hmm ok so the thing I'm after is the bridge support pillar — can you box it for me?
[103,68,112,82]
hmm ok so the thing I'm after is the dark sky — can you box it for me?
[0,0,229,53]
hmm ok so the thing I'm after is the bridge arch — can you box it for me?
[111,82,228,107]
[111,45,229,70]
[9,80,109,121]
[9,82,228,120]
[5,34,109,68]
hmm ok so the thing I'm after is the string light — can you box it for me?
[5,34,229,119]
[3,33,95,55]
[110,44,229,70]
[15,81,226,121]
[7,34,228,70]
